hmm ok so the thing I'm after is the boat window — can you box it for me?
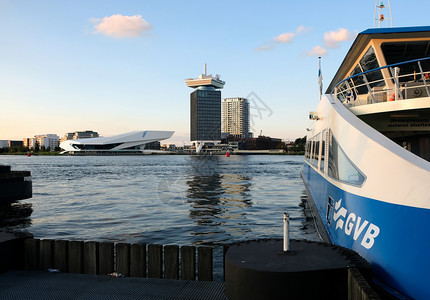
[349,47,384,94]
[320,130,326,172]
[336,82,349,102]
[305,139,311,161]
[311,134,320,168]
[360,47,384,88]
[311,140,315,163]
[350,65,367,94]
[328,131,366,185]
[381,41,430,82]
[382,41,430,64]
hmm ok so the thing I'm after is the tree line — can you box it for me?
[0,144,61,154]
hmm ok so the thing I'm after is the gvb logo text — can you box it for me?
[333,199,380,249]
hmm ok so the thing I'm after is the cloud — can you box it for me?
[273,26,311,44]
[91,14,152,38]
[307,45,328,57]
[296,26,312,34]
[255,25,311,53]
[323,28,352,48]
[274,32,295,44]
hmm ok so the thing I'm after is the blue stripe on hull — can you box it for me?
[302,163,430,300]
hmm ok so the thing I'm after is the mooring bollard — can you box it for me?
[283,212,289,252]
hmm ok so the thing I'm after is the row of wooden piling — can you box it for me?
[24,238,214,281]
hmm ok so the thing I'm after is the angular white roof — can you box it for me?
[60,131,174,152]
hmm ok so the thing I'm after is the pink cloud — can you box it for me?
[92,14,152,38]
[323,28,352,48]
[274,32,295,44]
[307,45,328,57]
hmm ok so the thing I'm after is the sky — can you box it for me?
[1,0,430,145]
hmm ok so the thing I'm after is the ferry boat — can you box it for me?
[301,26,430,299]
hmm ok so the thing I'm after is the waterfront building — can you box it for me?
[23,137,38,149]
[60,130,99,143]
[22,138,30,148]
[162,144,177,151]
[222,97,252,138]
[59,131,174,154]
[34,134,59,150]
[29,138,37,149]
[221,135,283,150]
[8,140,24,147]
[0,140,8,148]
[185,64,225,152]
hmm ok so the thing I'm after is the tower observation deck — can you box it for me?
[185,64,225,152]
[185,63,225,90]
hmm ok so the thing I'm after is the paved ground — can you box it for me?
[0,270,228,300]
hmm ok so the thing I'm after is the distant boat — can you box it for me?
[302,26,430,299]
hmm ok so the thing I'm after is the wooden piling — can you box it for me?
[130,244,146,278]
[98,242,114,275]
[53,240,68,272]
[39,239,53,271]
[223,245,230,282]
[116,243,130,277]
[164,245,179,280]
[68,241,84,274]
[198,246,213,281]
[83,241,98,275]
[181,246,196,281]
[24,238,39,270]
[148,244,162,278]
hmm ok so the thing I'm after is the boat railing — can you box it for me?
[331,57,430,107]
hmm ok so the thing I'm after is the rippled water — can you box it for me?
[0,155,319,245]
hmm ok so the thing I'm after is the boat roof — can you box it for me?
[326,26,430,93]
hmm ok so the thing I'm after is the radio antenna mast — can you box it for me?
[374,1,393,28]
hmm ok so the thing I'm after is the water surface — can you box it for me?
[0,155,319,245]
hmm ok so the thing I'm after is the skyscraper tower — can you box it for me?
[222,97,251,138]
[185,64,225,152]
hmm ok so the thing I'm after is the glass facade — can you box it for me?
[190,89,221,141]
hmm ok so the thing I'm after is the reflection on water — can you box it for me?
[187,173,224,220]
[186,156,254,244]
[186,171,254,243]
[0,202,33,228]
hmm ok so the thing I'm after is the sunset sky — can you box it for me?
[1,0,429,144]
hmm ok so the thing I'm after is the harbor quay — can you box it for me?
[0,231,380,299]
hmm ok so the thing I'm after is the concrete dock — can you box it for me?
[0,270,228,300]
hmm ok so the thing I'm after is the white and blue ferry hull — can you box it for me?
[302,95,430,299]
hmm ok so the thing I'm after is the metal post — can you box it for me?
[389,66,403,100]
[362,73,376,104]
[283,213,289,252]
[394,67,400,100]
[418,61,430,97]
